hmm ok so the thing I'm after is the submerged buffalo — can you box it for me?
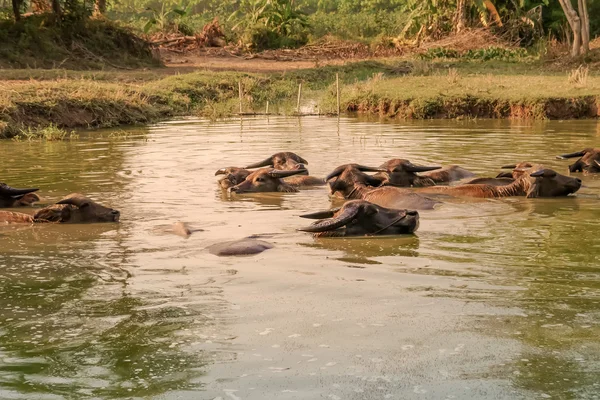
[327,164,440,210]
[557,148,600,173]
[215,167,252,190]
[298,200,419,237]
[228,168,308,193]
[245,152,326,187]
[0,193,120,224]
[245,152,308,172]
[374,159,475,187]
[0,183,40,208]
[419,167,581,198]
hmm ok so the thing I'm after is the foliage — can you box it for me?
[143,2,190,34]
[228,0,308,50]
[421,46,529,62]
[0,15,160,69]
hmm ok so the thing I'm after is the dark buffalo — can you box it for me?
[0,193,120,224]
[557,148,600,173]
[215,167,252,190]
[374,159,475,187]
[419,168,581,198]
[245,152,309,172]
[228,168,308,194]
[298,200,419,237]
[0,183,40,208]
[327,164,440,210]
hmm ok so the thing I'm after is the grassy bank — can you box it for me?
[1,60,599,139]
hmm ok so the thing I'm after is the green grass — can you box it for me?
[1,59,599,138]
[0,15,160,69]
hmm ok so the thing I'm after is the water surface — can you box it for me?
[1,117,600,399]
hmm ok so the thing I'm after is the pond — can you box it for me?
[1,117,599,399]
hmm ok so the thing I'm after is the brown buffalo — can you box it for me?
[245,152,309,172]
[228,168,308,193]
[557,148,600,173]
[0,183,40,208]
[0,193,120,224]
[374,159,475,187]
[298,200,419,238]
[419,168,581,198]
[215,167,252,190]
[327,164,440,210]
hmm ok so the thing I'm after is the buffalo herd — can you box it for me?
[1,147,597,240]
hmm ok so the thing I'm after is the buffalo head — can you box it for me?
[526,169,581,198]
[375,159,441,187]
[245,152,309,174]
[326,164,385,197]
[215,167,252,190]
[298,200,419,237]
[557,148,600,173]
[228,168,307,194]
[34,193,120,223]
[0,183,40,208]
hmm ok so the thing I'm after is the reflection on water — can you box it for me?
[1,117,599,399]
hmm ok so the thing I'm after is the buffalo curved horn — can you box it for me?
[557,150,587,160]
[298,204,359,233]
[0,183,39,197]
[501,164,517,169]
[403,162,441,173]
[293,155,309,165]
[530,169,556,178]
[594,160,600,168]
[245,157,275,169]
[56,193,90,207]
[299,207,341,219]
[495,172,514,178]
[325,164,386,181]
[268,169,307,178]
[215,168,228,176]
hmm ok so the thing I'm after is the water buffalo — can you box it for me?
[245,152,309,172]
[557,148,600,173]
[298,200,419,237]
[327,164,440,210]
[0,193,120,224]
[215,167,252,190]
[0,183,40,208]
[419,168,581,198]
[208,237,274,256]
[374,159,475,187]
[228,168,308,194]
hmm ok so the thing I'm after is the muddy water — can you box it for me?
[1,117,600,400]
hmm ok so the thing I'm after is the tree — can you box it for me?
[558,0,590,56]
[12,0,21,21]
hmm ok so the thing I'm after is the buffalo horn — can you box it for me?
[530,169,556,178]
[56,194,89,207]
[215,168,228,176]
[0,183,39,197]
[594,160,600,168]
[325,164,386,181]
[403,162,441,173]
[268,169,307,178]
[501,164,517,169]
[299,207,341,219]
[495,172,514,178]
[298,204,359,233]
[245,157,274,169]
[557,150,586,160]
[294,155,309,165]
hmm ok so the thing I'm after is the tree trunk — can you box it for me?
[94,0,107,16]
[578,0,590,53]
[12,0,21,21]
[455,0,467,33]
[558,0,583,57]
[51,0,61,16]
